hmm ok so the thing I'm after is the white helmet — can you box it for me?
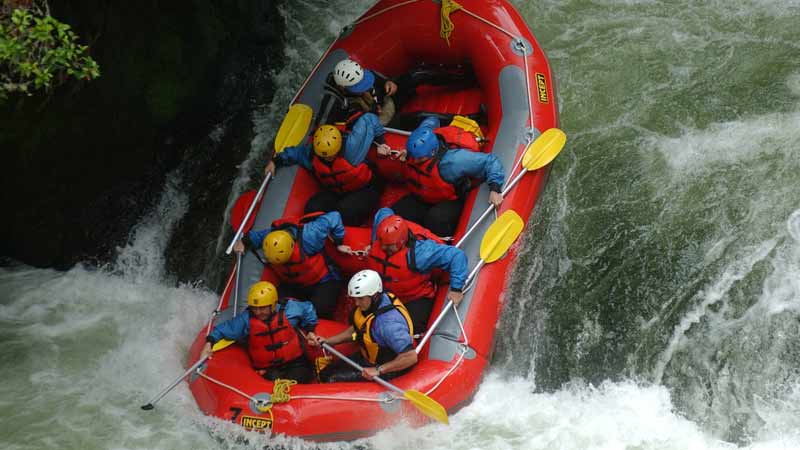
[348,269,382,297]
[333,59,364,88]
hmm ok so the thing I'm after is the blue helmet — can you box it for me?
[346,69,375,94]
[407,126,438,159]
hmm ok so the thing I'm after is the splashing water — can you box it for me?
[2,0,800,449]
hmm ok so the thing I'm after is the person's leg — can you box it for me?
[311,279,342,320]
[390,194,429,225]
[403,297,434,335]
[319,353,370,383]
[379,96,396,126]
[423,198,464,237]
[382,365,412,380]
[304,190,340,215]
[264,357,314,384]
[338,184,380,226]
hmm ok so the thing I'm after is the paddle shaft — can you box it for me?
[232,252,242,317]
[384,126,411,136]
[225,173,272,255]
[415,259,484,353]
[455,169,526,247]
[141,355,208,410]
[320,342,404,395]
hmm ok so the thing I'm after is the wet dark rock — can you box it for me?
[0,0,285,273]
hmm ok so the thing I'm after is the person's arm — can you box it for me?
[202,312,249,358]
[311,325,355,347]
[378,350,417,374]
[343,113,384,165]
[439,150,506,192]
[274,143,314,171]
[361,319,416,379]
[370,207,396,242]
[206,312,250,343]
[284,300,318,332]
[244,227,271,251]
[300,211,345,254]
[413,240,468,290]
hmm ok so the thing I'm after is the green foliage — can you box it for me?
[0,1,100,101]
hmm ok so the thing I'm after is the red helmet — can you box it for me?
[377,215,408,248]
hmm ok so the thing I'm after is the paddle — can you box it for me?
[141,339,235,411]
[455,128,566,247]
[225,104,314,255]
[384,126,411,136]
[319,341,449,425]
[232,252,242,317]
[416,210,524,353]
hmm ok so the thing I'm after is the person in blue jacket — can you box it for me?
[233,211,349,320]
[366,207,468,332]
[265,113,385,226]
[377,116,506,236]
[201,281,319,383]
[312,270,418,382]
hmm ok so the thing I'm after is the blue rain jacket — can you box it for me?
[275,113,384,169]
[414,116,506,192]
[372,207,468,290]
[370,293,414,354]
[206,299,318,344]
[247,211,345,282]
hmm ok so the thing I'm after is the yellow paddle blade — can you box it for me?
[479,210,524,263]
[211,339,235,352]
[404,389,449,425]
[521,128,567,171]
[274,104,313,154]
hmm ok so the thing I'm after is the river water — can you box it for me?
[1,1,799,449]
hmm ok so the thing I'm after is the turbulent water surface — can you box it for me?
[2,1,799,449]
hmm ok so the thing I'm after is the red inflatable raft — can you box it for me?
[186,0,560,440]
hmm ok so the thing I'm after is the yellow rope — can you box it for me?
[440,0,463,46]
[271,378,296,404]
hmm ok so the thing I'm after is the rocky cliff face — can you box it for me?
[0,0,284,278]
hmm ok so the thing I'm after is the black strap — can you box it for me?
[407,234,419,272]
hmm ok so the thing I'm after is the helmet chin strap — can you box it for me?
[366,293,382,315]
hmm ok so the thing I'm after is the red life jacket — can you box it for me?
[270,214,329,286]
[248,305,306,370]
[311,154,372,194]
[367,234,437,301]
[435,125,481,151]
[405,220,444,243]
[404,148,459,204]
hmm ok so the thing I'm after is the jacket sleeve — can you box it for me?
[246,228,271,250]
[439,149,506,192]
[283,300,319,332]
[274,142,314,171]
[371,207,396,242]
[343,113,384,165]
[301,211,345,254]
[207,311,250,343]
[412,240,469,290]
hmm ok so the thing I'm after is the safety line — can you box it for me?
[198,371,264,406]
[354,0,421,25]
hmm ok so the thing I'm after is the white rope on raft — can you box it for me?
[198,370,264,406]
[354,0,421,25]
[425,304,470,395]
